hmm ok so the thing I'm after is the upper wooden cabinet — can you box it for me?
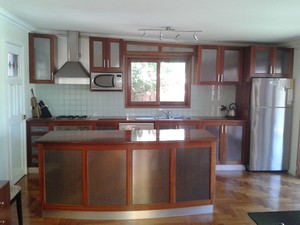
[89,37,123,72]
[194,45,243,85]
[29,33,57,83]
[245,45,294,80]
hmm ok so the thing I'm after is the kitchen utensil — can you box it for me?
[228,103,237,117]
[38,100,52,118]
[31,89,41,117]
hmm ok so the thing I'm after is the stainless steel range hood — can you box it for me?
[54,31,90,84]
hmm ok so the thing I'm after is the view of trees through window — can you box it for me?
[129,59,188,106]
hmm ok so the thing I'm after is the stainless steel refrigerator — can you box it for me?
[248,78,294,171]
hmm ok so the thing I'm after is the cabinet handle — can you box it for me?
[107,59,110,68]
[103,60,106,68]
[270,66,273,74]
[51,72,54,79]
[220,74,224,82]
[0,201,4,205]
[0,220,5,223]
[217,74,220,82]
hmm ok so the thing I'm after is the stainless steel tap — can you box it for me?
[159,109,172,119]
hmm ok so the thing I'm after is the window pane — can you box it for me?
[131,62,157,102]
[160,62,186,102]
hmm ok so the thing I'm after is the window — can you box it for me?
[126,57,191,107]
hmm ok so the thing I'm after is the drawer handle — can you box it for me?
[0,220,5,224]
[0,201,4,205]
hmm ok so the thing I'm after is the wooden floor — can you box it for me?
[10,170,300,225]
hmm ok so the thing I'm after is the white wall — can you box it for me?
[289,48,300,175]
[0,9,33,180]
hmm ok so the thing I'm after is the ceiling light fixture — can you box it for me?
[193,32,199,42]
[141,31,147,39]
[138,26,202,42]
[175,33,180,42]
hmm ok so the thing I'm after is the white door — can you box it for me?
[5,42,27,184]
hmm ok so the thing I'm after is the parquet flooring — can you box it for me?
[10,170,300,225]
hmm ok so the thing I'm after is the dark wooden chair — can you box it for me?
[10,185,22,225]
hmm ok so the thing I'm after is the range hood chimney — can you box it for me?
[54,31,90,84]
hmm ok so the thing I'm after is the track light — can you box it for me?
[193,33,198,42]
[138,26,202,42]
[175,33,180,42]
[141,31,147,39]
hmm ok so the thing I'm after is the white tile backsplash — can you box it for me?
[34,84,236,117]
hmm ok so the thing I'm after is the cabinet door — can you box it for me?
[204,125,221,164]
[252,46,272,75]
[199,47,218,83]
[90,38,105,68]
[88,150,126,205]
[108,40,121,68]
[44,149,83,205]
[274,48,294,77]
[97,122,118,130]
[225,125,243,164]
[133,150,170,204]
[90,37,122,72]
[29,33,57,83]
[176,147,211,202]
[222,47,242,82]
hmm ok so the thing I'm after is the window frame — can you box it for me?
[125,55,192,108]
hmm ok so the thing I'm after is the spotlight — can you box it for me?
[175,33,180,42]
[193,33,198,42]
[141,31,147,39]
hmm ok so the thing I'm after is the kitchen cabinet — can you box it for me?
[96,121,119,130]
[194,45,243,85]
[0,181,11,225]
[155,121,202,130]
[245,45,294,80]
[89,37,123,72]
[38,129,215,213]
[29,33,57,83]
[26,121,51,167]
[203,121,245,165]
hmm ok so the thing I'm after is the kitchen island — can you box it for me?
[37,129,216,220]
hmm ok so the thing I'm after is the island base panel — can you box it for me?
[42,205,213,220]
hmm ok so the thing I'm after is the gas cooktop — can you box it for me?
[53,115,89,120]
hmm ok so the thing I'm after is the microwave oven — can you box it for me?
[91,73,123,91]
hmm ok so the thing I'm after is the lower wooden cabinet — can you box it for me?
[203,121,245,165]
[0,181,11,225]
[26,121,50,167]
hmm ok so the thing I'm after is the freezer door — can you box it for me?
[249,107,292,171]
[251,78,293,107]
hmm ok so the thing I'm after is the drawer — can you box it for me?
[31,157,39,164]
[31,126,49,132]
[31,135,43,143]
[32,147,38,155]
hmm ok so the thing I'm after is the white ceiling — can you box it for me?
[1,0,300,45]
